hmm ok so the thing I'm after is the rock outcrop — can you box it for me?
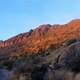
[0,19,80,56]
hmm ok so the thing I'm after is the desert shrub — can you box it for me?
[31,64,48,80]
[2,60,14,70]
[0,55,14,70]
[29,29,33,35]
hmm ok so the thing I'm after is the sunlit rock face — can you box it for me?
[0,19,80,56]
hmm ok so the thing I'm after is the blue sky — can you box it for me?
[0,0,80,40]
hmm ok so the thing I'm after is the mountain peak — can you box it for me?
[68,19,80,24]
[66,19,80,29]
[70,19,80,22]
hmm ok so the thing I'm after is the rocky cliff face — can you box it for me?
[0,19,80,56]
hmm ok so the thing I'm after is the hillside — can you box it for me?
[0,19,80,57]
[0,19,80,80]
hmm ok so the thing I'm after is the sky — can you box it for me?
[0,0,80,40]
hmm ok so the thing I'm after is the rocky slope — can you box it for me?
[0,19,80,57]
[0,19,80,80]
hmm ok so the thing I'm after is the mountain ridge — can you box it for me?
[0,19,80,56]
